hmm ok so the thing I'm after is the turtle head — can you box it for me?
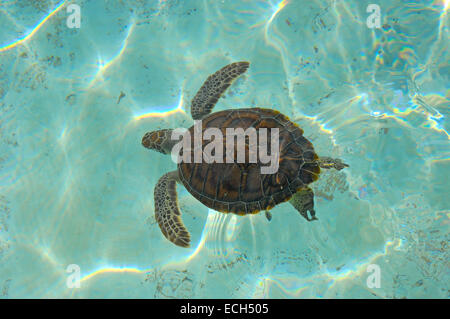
[142,129,175,155]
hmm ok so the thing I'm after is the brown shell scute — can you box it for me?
[178,108,320,215]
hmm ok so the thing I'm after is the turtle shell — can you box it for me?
[178,108,320,215]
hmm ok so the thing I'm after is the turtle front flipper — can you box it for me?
[289,187,318,222]
[154,171,191,247]
[191,61,249,120]
[318,156,349,171]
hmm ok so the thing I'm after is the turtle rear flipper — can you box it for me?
[290,187,318,222]
[154,171,191,247]
[191,61,249,120]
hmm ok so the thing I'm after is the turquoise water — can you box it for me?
[0,0,448,298]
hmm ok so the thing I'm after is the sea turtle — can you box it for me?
[142,61,348,247]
